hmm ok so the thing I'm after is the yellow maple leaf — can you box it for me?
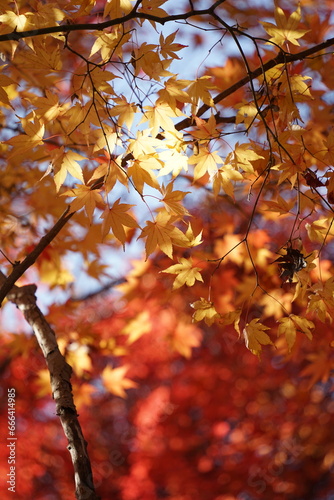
[128,129,162,157]
[139,0,168,18]
[292,266,313,303]
[139,211,183,259]
[305,218,331,243]
[190,298,219,326]
[88,156,128,193]
[162,257,203,290]
[0,11,33,31]
[261,5,309,47]
[127,154,162,193]
[86,260,111,280]
[190,115,220,142]
[92,126,119,154]
[187,76,216,114]
[31,89,67,122]
[307,293,330,323]
[141,101,184,137]
[103,0,133,19]
[158,77,191,111]
[6,116,45,159]
[159,31,187,59]
[23,39,62,72]
[51,147,86,192]
[262,195,295,215]
[271,161,304,188]
[232,143,264,173]
[158,148,189,178]
[122,311,152,344]
[290,314,314,340]
[188,146,223,182]
[235,101,258,128]
[277,317,296,352]
[212,163,244,199]
[88,68,118,95]
[63,185,103,223]
[307,278,334,323]
[108,95,138,129]
[160,183,190,216]
[102,365,137,398]
[134,43,173,79]
[71,383,96,411]
[0,70,15,108]
[220,309,241,335]
[89,30,130,62]
[286,74,313,101]
[243,319,273,357]
[185,223,203,247]
[100,198,139,245]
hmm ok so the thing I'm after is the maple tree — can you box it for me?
[1,0,334,498]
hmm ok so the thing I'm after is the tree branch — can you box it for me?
[0,0,226,42]
[1,274,100,500]
[0,207,73,306]
[176,38,334,131]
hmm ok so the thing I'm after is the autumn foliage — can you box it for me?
[1,0,334,498]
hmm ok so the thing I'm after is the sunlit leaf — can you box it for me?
[243,319,273,357]
[162,257,203,290]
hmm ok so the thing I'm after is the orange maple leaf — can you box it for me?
[101,199,139,246]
